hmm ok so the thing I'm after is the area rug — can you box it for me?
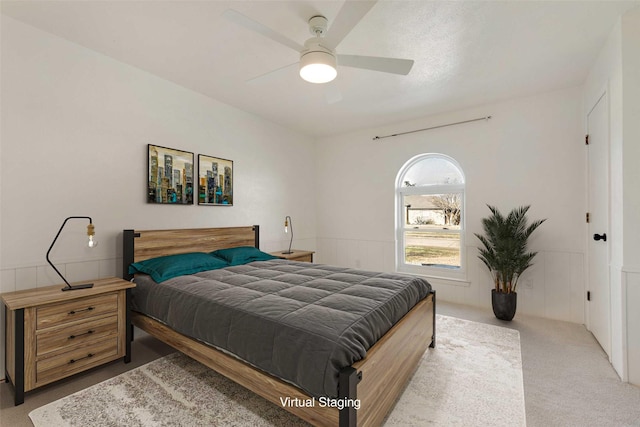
[29,315,525,426]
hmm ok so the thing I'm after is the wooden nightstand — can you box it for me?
[270,249,315,263]
[1,277,135,405]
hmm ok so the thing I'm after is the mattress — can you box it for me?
[131,259,432,398]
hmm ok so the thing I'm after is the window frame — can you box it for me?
[395,154,466,280]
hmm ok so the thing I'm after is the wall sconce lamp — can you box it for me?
[46,216,97,291]
[283,216,293,254]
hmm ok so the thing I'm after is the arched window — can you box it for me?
[396,154,465,278]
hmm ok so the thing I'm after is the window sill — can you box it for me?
[420,275,471,287]
[398,268,470,287]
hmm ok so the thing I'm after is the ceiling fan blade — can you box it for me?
[246,62,299,84]
[323,83,343,104]
[323,0,378,50]
[223,9,303,52]
[338,54,414,75]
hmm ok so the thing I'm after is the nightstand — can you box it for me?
[1,277,135,405]
[270,249,315,263]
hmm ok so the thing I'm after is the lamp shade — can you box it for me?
[299,51,337,84]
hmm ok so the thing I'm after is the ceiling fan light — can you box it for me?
[299,51,337,84]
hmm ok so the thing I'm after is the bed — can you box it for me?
[122,225,435,427]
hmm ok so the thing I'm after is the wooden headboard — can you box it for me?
[122,225,259,280]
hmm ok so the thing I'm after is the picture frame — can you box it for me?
[198,154,233,206]
[147,144,194,204]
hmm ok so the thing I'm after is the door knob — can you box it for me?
[593,233,607,242]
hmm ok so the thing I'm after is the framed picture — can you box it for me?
[198,154,233,206]
[147,144,194,204]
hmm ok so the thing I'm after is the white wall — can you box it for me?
[620,7,640,386]
[0,16,317,372]
[0,15,317,284]
[620,7,640,387]
[583,6,640,385]
[315,86,587,323]
[621,9,640,270]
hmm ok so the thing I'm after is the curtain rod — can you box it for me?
[372,115,492,140]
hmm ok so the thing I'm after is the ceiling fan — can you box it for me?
[223,0,414,85]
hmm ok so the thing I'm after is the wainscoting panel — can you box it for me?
[543,251,585,323]
[316,237,585,324]
[625,269,640,386]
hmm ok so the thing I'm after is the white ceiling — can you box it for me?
[2,1,638,137]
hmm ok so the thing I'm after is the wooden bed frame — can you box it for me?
[122,225,435,427]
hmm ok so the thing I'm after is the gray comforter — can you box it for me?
[131,259,431,398]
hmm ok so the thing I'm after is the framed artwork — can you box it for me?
[147,144,194,204]
[198,154,233,206]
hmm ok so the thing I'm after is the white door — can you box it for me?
[587,92,610,358]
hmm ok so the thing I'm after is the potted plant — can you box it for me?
[475,205,546,321]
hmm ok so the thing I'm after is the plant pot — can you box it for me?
[492,289,517,321]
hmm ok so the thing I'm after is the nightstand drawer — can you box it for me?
[36,293,118,330]
[36,337,119,386]
[36,314,119,357]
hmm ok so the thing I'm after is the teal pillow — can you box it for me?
[128,252,229,283]
[210,246,278,266]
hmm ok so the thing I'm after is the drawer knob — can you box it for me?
[68,330,94,340]
[68,306,95,315]
[69,353,94,364]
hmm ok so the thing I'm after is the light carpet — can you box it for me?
[29,315,525,426]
